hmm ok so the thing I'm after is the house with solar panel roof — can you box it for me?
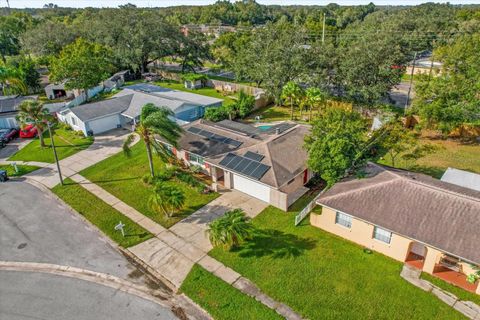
[161,119,313,211]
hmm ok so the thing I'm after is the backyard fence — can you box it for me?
[294,191,324,226]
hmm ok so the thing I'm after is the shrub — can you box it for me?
[207,209,254,250]
[190,165,202,174]
[176,171,203,189]
[236,90,255,118]
[205,106,228,122]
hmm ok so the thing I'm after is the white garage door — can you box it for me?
[233,174,270,203]
[88,115,120,135]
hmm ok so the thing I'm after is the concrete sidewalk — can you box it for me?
[21,129,137,188]
[69,174,301,319]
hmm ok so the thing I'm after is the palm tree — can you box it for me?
[16,100,52,148]
[207,209,254,250]
[305,87,326,121]
[149,182,185,218]
[0,66,26,95]
[281,81,303,120]
[123,103,182,177]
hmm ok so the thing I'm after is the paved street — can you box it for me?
[0,181,184,320]
[0,181,144,280]
[0,271,176,320]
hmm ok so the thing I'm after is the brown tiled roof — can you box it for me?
[317,163,480,264]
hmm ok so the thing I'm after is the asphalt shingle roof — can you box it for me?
[317,163,480,264]
[70,94,133,121]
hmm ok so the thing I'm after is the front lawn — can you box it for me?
[52,178,152,248]
[9,128,94,163]
[80,142,219,228]
[180,265,282,320]
[378,133,480,178]
[209,204,465,319]
[0,164,40,176]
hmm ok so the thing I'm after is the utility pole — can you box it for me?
[322,13,326,44]
[48,123,63,186]
[404,51,417,112]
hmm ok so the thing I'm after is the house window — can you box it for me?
[373,226,392,244]
[189,153,204,165]
[71,117,76,125]
[335,212,352,228]
[164,144,173,155]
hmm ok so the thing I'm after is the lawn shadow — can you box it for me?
[125,232,150,239]
[233,228,317,259]
[86,176,142,184]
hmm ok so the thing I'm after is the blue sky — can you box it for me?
[5,0,480,8]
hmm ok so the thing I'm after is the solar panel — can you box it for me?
[250,163,270,180]
[219,153,236,166]
[233,158,251,172]
[211,134,228,143]
[187,127,201,134]
[219,153,270,180]
[240,160,261,175]
[199,130,214,138]
[244,151,264,162]
[224,138,242,148]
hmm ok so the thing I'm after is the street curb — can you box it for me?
[0,261,173,310]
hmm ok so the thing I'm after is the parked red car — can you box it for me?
[19,124,38,138]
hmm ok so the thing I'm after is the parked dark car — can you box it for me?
[0,128,19,142]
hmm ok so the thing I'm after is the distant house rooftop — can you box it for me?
[441,167,480,192]
[0,95,38,114]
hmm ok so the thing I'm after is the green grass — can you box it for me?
[421,273,480,305]
[52,178,152,248]
[209,202,466,319]
[154,80,237,105]
[9,128,94,163]
[0,164,40,176]
[80,142,219,228]
[378,136,480,178]
[180,265,282,320]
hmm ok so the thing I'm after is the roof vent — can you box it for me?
[275,127,280,135]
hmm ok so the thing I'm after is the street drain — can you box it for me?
[17,243,27,249]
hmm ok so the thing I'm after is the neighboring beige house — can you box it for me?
[311,163,480,294]
[162,119,313,211]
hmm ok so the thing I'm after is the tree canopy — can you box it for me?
[413,33,480,134]
[49,38,113,96]
[304,108,369,186]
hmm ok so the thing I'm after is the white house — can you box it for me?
[58,83,223,136]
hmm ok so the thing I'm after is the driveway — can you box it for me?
[0,138,31,161]
[169,189,268,252]
[0,271,176,320]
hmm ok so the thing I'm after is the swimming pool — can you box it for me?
[257,125,273,131]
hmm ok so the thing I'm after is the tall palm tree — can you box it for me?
[281,81,303,120]
[305,87,326,121]
[123,103,182,177]
[0,66,26,95]
[16,100,52,147]
[149,182,185,218]
[207,209,254,250]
